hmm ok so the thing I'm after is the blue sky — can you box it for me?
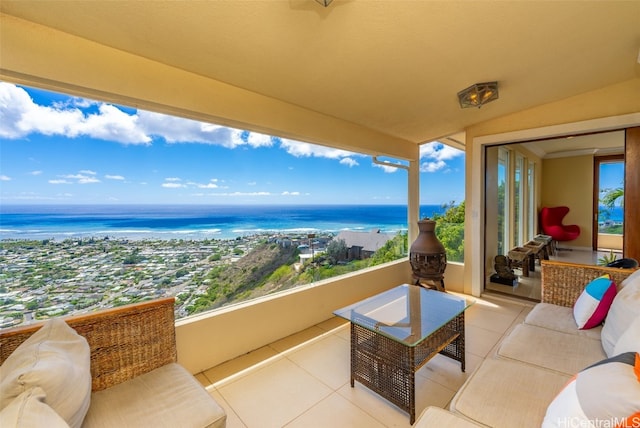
[0,82,465,205]
[599,162,624,195]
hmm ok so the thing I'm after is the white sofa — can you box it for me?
[416,260,639,427]
[0,297,226,428]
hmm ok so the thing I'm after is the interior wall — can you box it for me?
[465,77,640,297]
[541,155,593,248]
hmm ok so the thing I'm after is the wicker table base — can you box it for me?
[349,312,465,424]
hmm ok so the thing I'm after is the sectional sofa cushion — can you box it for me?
[0,387,70,428]
[620,268,640,287]
[572,274,616,329]
[450,358,570,428]
[601,272,640,357]
[542,352,640,428]
[415,406,482,427]
[524,303,602,340]
[0,318,91,428]
[82,362,227,428]
[613,315,640,355]
[497,323,606,375]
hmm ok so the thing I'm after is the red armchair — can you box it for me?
[540,206,581,247]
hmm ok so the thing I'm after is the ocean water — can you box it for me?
[0,204,448,241]
[597,205,624,223]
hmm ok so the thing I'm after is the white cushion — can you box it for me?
[497,323,606,375]
[620,268,640,287]
[0,318,91,428]
[82,363,226,428]
[525,303,601,340]
[415,406,482,427]
[450,358,570,428]
[0,387,70,428]
[613,315,640,355]
[601,272,640,357]
[542,352,640,428]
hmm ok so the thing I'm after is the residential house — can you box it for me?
[335,229,395,260]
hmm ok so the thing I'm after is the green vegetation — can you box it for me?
[598,250,618,266]
[432,201,465,263]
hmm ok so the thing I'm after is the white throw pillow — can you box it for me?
[601,272,640,357]
[0,318,91,428]
[542,352,640,428]
[0,387,70,428]
[613,315,640,355]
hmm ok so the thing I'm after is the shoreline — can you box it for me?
[0,225,408,242]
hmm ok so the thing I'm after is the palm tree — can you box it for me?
[601,186,624,209]
[599,186,624,234]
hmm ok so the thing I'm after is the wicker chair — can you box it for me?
[0,298,227,427]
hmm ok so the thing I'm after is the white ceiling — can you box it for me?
[523,130,626,159]
[2,1,640,145]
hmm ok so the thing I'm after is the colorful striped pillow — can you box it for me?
[542,352,640,428]
[573,274,617,329]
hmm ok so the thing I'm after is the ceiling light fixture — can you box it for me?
[315,0,333,6]
[457,81,499,109]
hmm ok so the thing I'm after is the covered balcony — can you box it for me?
[1,1,640,426]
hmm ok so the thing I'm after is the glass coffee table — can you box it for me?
[334,284,473,424]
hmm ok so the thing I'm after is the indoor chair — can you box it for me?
[540,206,581,250]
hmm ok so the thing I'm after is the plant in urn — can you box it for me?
[409,218,447,291]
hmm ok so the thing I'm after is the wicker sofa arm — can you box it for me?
[541,260,635,307]
[0,297,177,392]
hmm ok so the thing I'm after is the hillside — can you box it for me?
[189,242,300,313]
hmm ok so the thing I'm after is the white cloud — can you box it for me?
[419,141,464,173]
[137,111,239,147]
[197,182,219,189]
[62,173,101,184]
[165,177,182,182]
[281,191,300,196]
[30,170,43,176]
[49,179,71,184]
[0,175,11,181]
[0,83,151,144]
[0,83,371,162]
[280,139,358,160]
[373,163,399,173]
[244,132,274,148]
[162,182,186,188]
[1,83,269,148]
[105,175,125,180]
[340,157,359,167]
[79,169,97,175]
[421,160,447,173]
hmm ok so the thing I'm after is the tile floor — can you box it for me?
[194,293,535,427]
